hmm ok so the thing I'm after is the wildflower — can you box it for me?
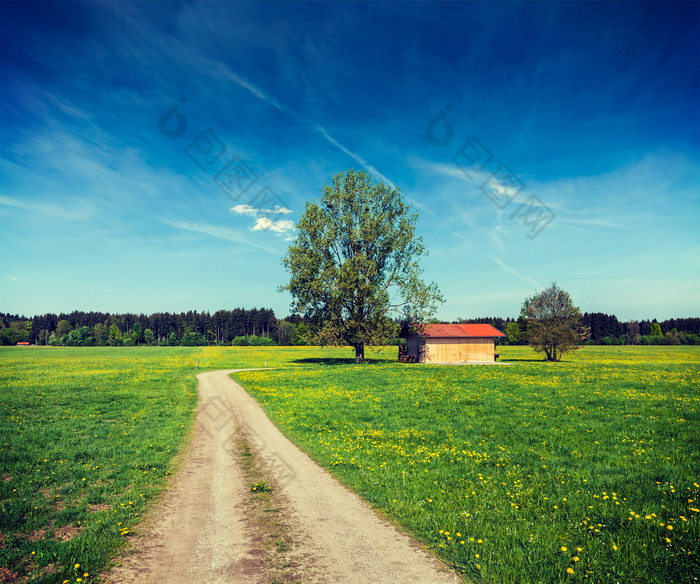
[74,564,80,569]
[476,564,481,570]
[477,539,483,544]
[613,544,618,551]
[475,553,480,559]
[573,556,579,562]
[576,547,582,552]
[667,525,673,530]
[567,568,574,575]
[561,546,567,552]
[665,537,671,543]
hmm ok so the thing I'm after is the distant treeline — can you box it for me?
[1,310,698,346]
[454,314,700,346]
[0,309,311,347]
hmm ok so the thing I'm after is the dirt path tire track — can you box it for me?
[105,369,461,584]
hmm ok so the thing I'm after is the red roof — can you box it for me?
[418,324,506,338]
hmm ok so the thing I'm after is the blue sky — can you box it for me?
[1,1,698,321]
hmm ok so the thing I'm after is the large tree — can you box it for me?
[281,169,443,363]
[520,282,582,361]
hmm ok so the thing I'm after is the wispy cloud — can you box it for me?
[163,220,279,253]
[0,194,93,221]
[488,255,541,289]
[5,274,18,281]
[198,54,395,187]
[313,124,395,187]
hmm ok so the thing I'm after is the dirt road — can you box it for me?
[105,370,461,584]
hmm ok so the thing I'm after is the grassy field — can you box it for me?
[1,345,698,583]
[0,345,341,584]
[233,345,700,584]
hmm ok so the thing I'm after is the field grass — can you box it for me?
[0,347,203,584]
[233,345,700,584]
[1,344,698,583]
[0,344,350,584]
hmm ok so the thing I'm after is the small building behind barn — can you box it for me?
[400,324,506,364]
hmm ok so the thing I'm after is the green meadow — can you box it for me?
[235,345,700,584]
[1,345,698,583]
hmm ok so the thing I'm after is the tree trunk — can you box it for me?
[354,342,366,363]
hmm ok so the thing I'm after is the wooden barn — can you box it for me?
[400,324,506,364]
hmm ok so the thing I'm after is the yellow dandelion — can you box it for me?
[613,544,618,551]
[567,568,574,575]
[476,564,481,570]
[561,546,567,552]
[573,556,579,562]
[667,525,673,530]
[665,537,671,543]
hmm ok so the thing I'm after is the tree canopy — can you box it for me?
[520,282,582,361]
[281,169,443,362]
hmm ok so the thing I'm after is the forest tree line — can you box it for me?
[0,309,309,347]
[0,310,698,346]
[455,314,700,346]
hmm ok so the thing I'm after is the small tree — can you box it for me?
[650,322,663,337]
[281,169,443,363]
[520,282,582,361]
[627,320,640,345]
[131,322,144,345]
[505,322,521,345]
[56,320,71,338]
[109,323,122,346]
[144,328,155,345]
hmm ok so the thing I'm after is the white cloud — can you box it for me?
[231,204,292,216]
[251,217,295,234]
[5,274,18,281]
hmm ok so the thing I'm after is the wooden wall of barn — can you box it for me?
[424,337,495,363]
